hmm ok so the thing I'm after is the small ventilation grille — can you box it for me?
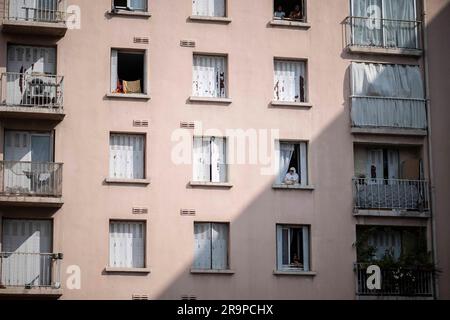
[132,294,150,300]
[134,37,149,44]
[180,209,196,216]
[180,40,196,48]
[180,122,195,129]
[132,207,149,215]
[133,120,149,127]
[181,295,198,300]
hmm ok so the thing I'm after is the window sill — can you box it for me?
[189,15,232,23]
[105,178,151,185]
[189,181,233,189]
[190,269,235,275]
[105,267,151,274]
[273,270,317,277]
[269,19,311,29]
[108,9,152,18]
[272,184,315,191]
[106,93,151,100]
[271,101,313,108]
[188,96,232,104]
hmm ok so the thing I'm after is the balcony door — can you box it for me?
[1,219,52,287]
[3,131,52,194]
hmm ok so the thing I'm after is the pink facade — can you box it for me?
[0,0,448,300]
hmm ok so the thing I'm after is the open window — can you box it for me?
[276,141,308,186]
[111,49,147,95]
[276,225,310,272]
[273,0,306,22]
[113,0,147,12]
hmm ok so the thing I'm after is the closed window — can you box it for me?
[276,225,310,272]
[194,222,229,270]
[274,59,307,103]
[193,136,227,183]
[111,49,146,95]
[192,0,226,17]
[109,133,145,180]
[113,0,147,12]
[277,141,308,185]
[109,221,145,268]
[192,55,227,98]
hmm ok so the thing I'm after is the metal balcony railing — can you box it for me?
[351,96,427,130]
[0,252,62,289]
[0,161,63,197]
[0,72,64,110]
[4,0,67,23]
[355,263,433,297]
[344,16,422,51]
[353,178,430,211]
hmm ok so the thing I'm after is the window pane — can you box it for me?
[109,134,145,179]
[211,223,229,269]
[193,0,226,17]
[193,223,212,269]
[109,221,145,268]
[282,228,289,265]
[193,55,227,98]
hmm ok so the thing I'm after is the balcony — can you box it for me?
[0,161,63,207]
[353,178,430,218]
[355,263,434,299]
[344,16,422,56]
[2,0,67,37]
[0,252,62,297]
[0,72,64,120]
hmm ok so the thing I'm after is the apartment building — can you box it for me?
[0,0,448,300]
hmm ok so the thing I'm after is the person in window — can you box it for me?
[274,5,286,19]
[291,254,303,268]
[288,5,303,20]
[284,167,299,185]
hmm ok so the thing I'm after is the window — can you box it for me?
[111,49,146,95]
[194,222,229,270]
[274,0,306,21]
[192,136,227,183]
[276,225,310,272]
[274,59,307,103]
[192,54,227,98]
[113,0,147,12]
[277,141,308,186]
[109,133,145,180]
[109,221,146,268]
[192,0,226,17]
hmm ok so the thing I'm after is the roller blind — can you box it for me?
[109,133,145,179]
[109,221,145,268]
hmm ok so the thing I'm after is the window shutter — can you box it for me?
[302,226,310,272]
[211,137,226,183]
[194,223,212,269]
[193,137,210,182]
[111,49,118,93]
[300,142,308,186]
[211,223,228,270]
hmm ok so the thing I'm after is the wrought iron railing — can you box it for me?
[4,0,67,23]
[344,16,422,51]
[0,161,63,197]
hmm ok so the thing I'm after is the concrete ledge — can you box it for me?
[271,101,312,108]
[351,127,428,137]
[2,20,67,37]
[273,270,317,276]
[357,295,434,300]
[189,15,232,23]
[347,45,423,57]
[188,96,232,104]
[108,9,152,18]
[190,269,235,275]
[105,178,150,185]
[272,184,315,191]
[189,181,233,188]
[106,93,151,100]
[0,195,63,207]
[104,267,151,274]
[269,19,311,29]
[0,105,65,121]
[0,286,62,297]
[354,209,431,219]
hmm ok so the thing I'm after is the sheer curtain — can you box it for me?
[383,0,417,49]
[352,0,383,46]
[277,143,294,184]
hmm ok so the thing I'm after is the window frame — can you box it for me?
[273,0,308,22]
[112,0,148,12]
[276,140,309,186]
[193,221,230,270]
[191,0,228,18]
[192,53,229,99]
[110,48,148,96]
[276,224,311,272]
[192,135,228,183]
[273,58,309,103]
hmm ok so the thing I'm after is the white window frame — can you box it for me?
[273,58,308,103]
[110,49,148,95]
[109,132,146,180]
[276,140,308,186]
[192,136,228,183]
[276,224,310,272]
[273,0,308,22]
[193,222,230,270]
[112,0,148,12]
[192,54,228,98]
[109,220,146,269]
[192,0,227,17]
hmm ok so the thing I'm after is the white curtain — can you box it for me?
[274,60,306,102]
[109,221,145,268]
[211,137,226,183]
[192,0,225,17]
[109,134,145,179]
[351,0,383,46]
[193,137,211,182]
[368,230,402,260]
[383,0,417,49]
[110,50,118,93]
[277,143,295,184]
[211,223,228,270]
[351,62,426,129]
[192,55,227,98]
[193,223,212,269]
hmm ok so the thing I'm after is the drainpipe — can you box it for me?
[421,0,439,300]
